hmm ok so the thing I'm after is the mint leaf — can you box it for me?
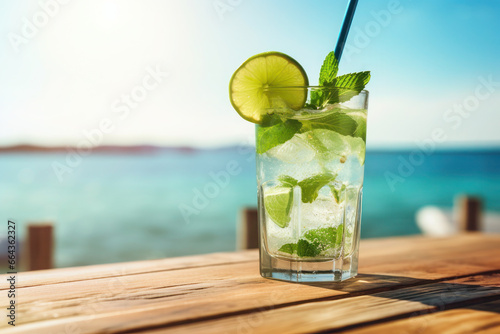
[297,239,321,257]
[278,243,297,254]
[331,184,346,204]
[326,71,371,104]
[278,175,298,187]
[354,120,366,142]
[278,225,347,258]
[336,224,345,246]
[318,51,339,86]
[278,239,321,257]
[302,112,358,137]
[256,119,302,154]
[309,89,326,109]
[330,71,371,90]
[298,172,336,203]
[277,173,338,204]
[304,227,337,250]
[293,107,342,121]
[260,114,283,127]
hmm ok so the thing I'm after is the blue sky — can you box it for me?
[0,0,499,148]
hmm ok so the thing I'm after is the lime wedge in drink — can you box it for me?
[229,52,309,124]
[263,185,294,228]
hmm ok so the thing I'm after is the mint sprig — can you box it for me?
[311,52,370,109]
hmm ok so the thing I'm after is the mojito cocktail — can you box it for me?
[229,51,370,282]
[257,87,368,282]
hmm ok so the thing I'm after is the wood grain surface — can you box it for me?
[0,233,498,334]
[339,299,500,334]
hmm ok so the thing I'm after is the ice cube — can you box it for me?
[300,195,344,229]
[267,135,316,164]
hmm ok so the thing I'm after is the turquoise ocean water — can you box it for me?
[1,148,499,268]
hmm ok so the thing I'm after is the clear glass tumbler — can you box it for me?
[257,86,368,282]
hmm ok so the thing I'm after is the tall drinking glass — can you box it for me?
[256,86,368,282]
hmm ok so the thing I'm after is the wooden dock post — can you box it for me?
[27,223,54,271]
[237,207,259,250]
[455,196,482,232]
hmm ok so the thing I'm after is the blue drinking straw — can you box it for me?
[334,0,359,62]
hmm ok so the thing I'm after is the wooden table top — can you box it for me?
[1,233,500,333]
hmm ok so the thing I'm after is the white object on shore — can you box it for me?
[416,206,456,236]
[416,205,500,236]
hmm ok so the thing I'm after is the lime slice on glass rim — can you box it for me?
[229,52,309,124]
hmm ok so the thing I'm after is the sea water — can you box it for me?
[0,149,499,268]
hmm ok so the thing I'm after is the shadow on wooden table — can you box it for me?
[290,273,500,333]
[299,272,500,314]
[297,273,427,293]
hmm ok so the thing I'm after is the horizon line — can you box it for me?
[0,143,499,154]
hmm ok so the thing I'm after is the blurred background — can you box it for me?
[0,0,499,268]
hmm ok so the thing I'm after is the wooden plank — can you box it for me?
[1,235,499,333]
[146,273,500,334]
[339,299,500,334]
[0,250,258,290]
[358,234,500,280]
[26,224,53,271]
